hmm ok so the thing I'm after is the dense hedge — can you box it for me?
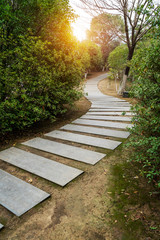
[0,0,84,135]
[0,35,83,134]
[127,39,160,188]
[0,0,105,136]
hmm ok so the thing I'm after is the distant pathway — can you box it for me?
[0,73,132,226]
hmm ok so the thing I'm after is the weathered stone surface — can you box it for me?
[0,223,4,230]
[61,124,130,139]
[89,107,131,111]
[91,104,131,108]
[23,138,105,165]
[81,115,131,122]
[89,98,127,102]
[87,111,133,116]
[45,130,121,150]
[73,119,132,129]
[0,147,83,187]
[0,169,50,216]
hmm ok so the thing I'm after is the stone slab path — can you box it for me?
[91,104,131,108]
[61,124,130,139]
[45,130,121,150]
[81,114,132,122]
[73,119,132,129]
[23,137,105,165]
[87,109,133,116]
[89,107,131,111]
[0,147,83,187]
[0,169,50,216]
[0,72,133,217]
[87,111,133,115]
[0,223,4,230]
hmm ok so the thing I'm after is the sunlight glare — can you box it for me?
[72,22,86,41]
[70,0,91,41]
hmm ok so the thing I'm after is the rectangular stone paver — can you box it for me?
[0,169,50,216]
[89,107,131,111]
[23,138,105,165]
[87,111,133,116]
[0,147,83,187]
[91,104,131,108]
[91,101,131,104]
[81,115,131,122]
[89,99,127,102]
[45,130,121,150]
[73,119,132,129]
[0,223,4,230]
[61,124,130,139]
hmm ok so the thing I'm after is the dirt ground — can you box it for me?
[0,73,160,240]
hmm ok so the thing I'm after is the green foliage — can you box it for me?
[108,44,128,79]
[87,41,103,71]
[127,38,160,188]
[0,0,84,135]
[0,34,83,134]
[78,40,103,72]
[87,13,124,62]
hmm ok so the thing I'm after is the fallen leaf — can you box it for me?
[27,178,32,183]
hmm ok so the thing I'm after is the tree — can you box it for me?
[108,44,128,82]
[78,0,160,94]
[78,40,103,72]
[87,13,124,62]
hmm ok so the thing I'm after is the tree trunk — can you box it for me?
[118,47,135,95]
[118,66,130,95]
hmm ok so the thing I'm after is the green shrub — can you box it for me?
[0,35,83,134]
[127,39,160,188]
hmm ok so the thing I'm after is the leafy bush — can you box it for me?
[127,39,160,188]
[0,34,83,134]
[0,0,85,135]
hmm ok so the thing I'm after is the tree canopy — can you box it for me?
[87,13,124,61]
[78,0,160,93]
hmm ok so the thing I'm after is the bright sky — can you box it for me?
[69,0,92,41]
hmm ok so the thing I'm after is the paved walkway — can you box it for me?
[0,73,132,224]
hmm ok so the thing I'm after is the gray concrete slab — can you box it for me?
[81,115,131,122]
[73,119,132,129]
[45,130,121,150]
[0,148,83,187]
[91,101,127,104]
[89,99,127,102]
[88,97,125,101]
[23,138,105,165]
[89,107,131,111]
[0,223,4,230]
[90,99,130,103]
[87,111,133,116]
[61,124,130,139]
[0,169,50,216]
[91,104,131,108]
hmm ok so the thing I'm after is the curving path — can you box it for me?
[0,73,132,222]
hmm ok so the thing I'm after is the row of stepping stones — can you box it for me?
[0,73,133,229]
